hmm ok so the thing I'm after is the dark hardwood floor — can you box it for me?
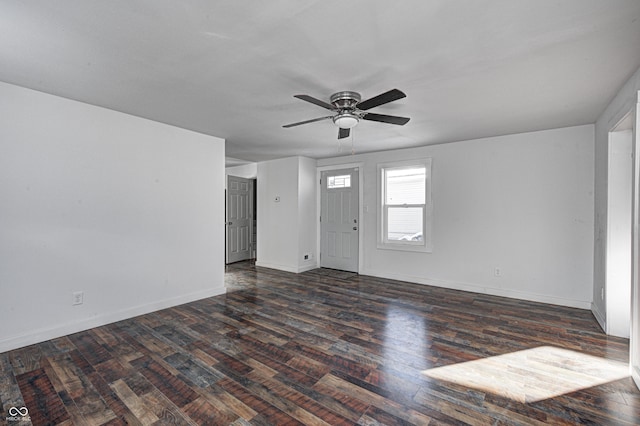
[1,261,638,425]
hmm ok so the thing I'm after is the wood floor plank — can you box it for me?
[0,261,637,425]
[110,379,159,425]
[40,356,90,426]
[182,396,238,425]
[8,344,43,376]
[68,331,113,367]
[315,373,434,425]
[250,375,354,425]
[138,388,194,425]
[206,382,259,421]
[15,367,70,425]
[129,356,199,409]
[47,352,118,425]
[87,371,142,426]
[0,353,27,417]
[217,377,304,425]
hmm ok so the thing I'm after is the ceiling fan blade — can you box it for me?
[357,89,406,111]
[338,128,350,139]
[294,94,335,110]
[361,113,410,125]
[283,116,333,128]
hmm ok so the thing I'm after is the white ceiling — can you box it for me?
[2,1,640,163]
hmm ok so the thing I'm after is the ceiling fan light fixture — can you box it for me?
[333,112,359,129]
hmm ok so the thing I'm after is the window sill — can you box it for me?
[376,242,432,253]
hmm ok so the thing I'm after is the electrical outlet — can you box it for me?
[72,291,84,306]
[494,267,502,277]
[304,254,309,260]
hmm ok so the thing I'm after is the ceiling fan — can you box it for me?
[283,88,410,139]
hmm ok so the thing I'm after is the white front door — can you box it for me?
[321,168,359,272]
[226,175,251,264]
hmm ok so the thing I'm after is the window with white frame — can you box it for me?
[378,158,432,252]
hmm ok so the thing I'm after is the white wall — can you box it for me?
[297,157,318,271]
[318,125,594,308]
[593,65,640,332]
[257,157,299,271]
[256,156,316,273]
[0,82,226,353]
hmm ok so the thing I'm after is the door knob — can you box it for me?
[353,227,358,231]
[228,222,233,225]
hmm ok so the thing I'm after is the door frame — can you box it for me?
[316,162,364,272]
[225,174,254,264]
[604,113,634,338]
[630,91,640,389]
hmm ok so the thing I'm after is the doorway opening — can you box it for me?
[604,112,633,338]
[226,175,257,264]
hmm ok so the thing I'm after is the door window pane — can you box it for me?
[327,175,351,189]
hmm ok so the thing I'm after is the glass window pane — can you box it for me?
[387,207,423,241]
[385,167,425,204]
[327,175,351,189]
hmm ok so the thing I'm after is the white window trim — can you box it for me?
[377,158,432,253]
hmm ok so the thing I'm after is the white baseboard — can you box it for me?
[255,261,316,274]
[0,285,226,354]
[591,302,606,332]
[360,268,592,310]
[297,263,317,273]
[255,261,298,273]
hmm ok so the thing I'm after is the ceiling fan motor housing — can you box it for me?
[330,91,362,129]
[330,91,361,109]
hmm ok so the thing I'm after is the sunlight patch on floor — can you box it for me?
[422,346,629,403]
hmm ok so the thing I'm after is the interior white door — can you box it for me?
[321,168,359,272]
[226,175,251,264]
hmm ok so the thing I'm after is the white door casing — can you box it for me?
[226,175,252,264]
[320,168,359,272]
[631,92,640,390]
